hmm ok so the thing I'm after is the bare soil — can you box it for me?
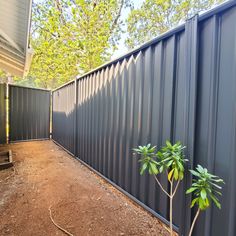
[0,140,171,236]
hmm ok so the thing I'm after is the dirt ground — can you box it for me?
[0,140,171,236]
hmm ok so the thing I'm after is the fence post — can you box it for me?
[74,78,78,157]
[0,83,7,144]
[178,14,199,236]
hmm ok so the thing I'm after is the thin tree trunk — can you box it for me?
[170,181,173,236]
[188,208,200,236]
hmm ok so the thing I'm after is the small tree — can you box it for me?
[186,165,224,236]
[133,141,187,236]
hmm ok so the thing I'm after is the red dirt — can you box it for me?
[0,140,171,236]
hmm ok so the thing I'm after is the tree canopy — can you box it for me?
[0,0,225,88]
[126,0,224,49]
[26,0,130,89]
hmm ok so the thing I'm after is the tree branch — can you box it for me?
[172,180,180,197]
[154,175,170,198]
[54,0,66,25]
[110,0,124,33]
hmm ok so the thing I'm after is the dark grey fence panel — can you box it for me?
[0,84,6,144]
[52,81,75,154]
[194,7,236,236]
[52,2,236,236]
[75,33,187,229]
[9,85,50,142]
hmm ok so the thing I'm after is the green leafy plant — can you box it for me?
[133,141,187,236]
[186,165,224,236]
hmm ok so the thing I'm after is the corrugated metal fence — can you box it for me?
[9,85,51,142]
[53,2,236,236]
[52,81,76,154]
[0,83,6,144]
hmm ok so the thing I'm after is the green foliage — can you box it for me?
[134,142,224,236]
[133,141,187,181]
[186,165,224,210]
[24,0,131,89]
[133,144,158,175]
[134,140,187,236]
[0,69,8,83]
[159,141,187,181]
[126,0,224,49]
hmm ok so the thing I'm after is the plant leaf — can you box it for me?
[186,187,197,194]
[168,169,174,181]
[190,198,198,208]
[140,162,148,175]
[149,162,158,175]
[200,189,207,200]
[174,168,179,180]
